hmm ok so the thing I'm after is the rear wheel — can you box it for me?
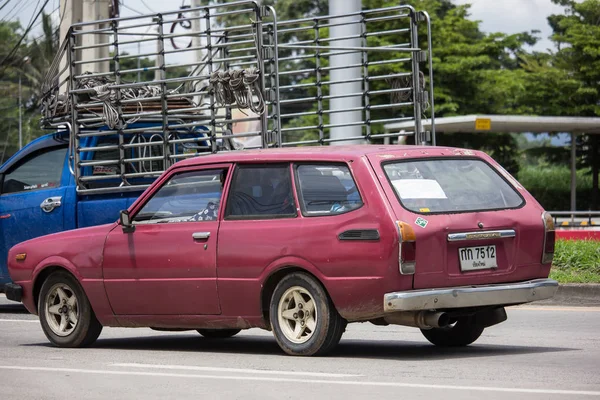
[196,329,241,339]
[269,272,346,356]
[420,316,484,347]
[38,271,102,347]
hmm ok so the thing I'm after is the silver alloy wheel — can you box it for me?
[277,286,317,344]
[44,283,79,337]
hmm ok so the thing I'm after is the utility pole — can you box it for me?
[329,0,363,145]
[18,76,22,149]
[59,0,111,91]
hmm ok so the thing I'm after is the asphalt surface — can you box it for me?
[1,294,599,399]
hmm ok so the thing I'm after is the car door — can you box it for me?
[0,146,69,285]
[102,164,231,315]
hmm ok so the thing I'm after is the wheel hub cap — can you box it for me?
[277,286,317,344]
[44,283,79,337]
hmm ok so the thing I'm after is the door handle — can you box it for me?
[40,196,62,213]
[192,232,211,240]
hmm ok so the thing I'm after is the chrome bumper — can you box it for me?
[384,279,559,312]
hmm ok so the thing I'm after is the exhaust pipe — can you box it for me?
[384,311,449,329]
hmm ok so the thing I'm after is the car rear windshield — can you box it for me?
[383,158,524,214]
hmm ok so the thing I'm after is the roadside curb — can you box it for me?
[539,284,600,306]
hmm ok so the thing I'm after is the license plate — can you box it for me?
[459,245,497,271]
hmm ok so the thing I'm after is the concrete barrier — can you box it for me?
[538,284,600,306]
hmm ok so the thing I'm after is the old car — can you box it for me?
[5,145,558,356]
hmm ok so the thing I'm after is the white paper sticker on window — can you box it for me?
[392,179,447,199]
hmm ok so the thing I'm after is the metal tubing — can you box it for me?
[421,12,435,145]
[272,44,419,52]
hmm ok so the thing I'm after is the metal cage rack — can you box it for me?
[40,1,435,194]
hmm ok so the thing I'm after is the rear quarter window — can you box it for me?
[295,164,363,216]
[383,158,524,214]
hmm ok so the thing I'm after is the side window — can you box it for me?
[295,164,363,216]
[133,168,226,224]
[225,164,297,219]
[1,147,67,195]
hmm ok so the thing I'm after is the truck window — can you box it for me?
[1,147,67,195]
[382,158,524,214]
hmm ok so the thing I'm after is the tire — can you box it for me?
[38,271,102,348]
[420,316,484,347]
[269,272,346,356]
[196,329,241,339]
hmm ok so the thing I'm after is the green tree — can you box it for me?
[519,0,600,209]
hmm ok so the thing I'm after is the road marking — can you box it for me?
[0,319,38,323]
[113,363,361,378]
[513,306,600,312]
[0,365,599,396]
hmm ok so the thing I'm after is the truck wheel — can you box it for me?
[420,316,484,347]
[196,329,241,339]
[269,272,346,356]
[38,271,102,348]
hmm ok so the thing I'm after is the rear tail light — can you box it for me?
[542,212,555,264]
[396,221,416,275]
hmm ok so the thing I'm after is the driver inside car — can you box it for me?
[187,170,227,222]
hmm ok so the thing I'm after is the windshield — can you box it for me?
[383,158,524,214]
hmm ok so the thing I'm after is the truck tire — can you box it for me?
[38,271,102,347]
[269,272,346,356]
[420,316,484,347]
[196,329,241,339]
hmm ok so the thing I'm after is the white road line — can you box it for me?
[514,306,600,312]
[112,362,361,378]
[0,319,38,323]
[0,365,599,396]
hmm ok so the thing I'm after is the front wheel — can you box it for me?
[420,316,484,347]
[38,271,103,347]
[269,272,346,356]
[196,329,241,339]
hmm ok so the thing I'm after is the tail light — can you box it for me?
[396,221,416,274]
[542,212,555,264]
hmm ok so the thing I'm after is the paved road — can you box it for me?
[1,295,599,400]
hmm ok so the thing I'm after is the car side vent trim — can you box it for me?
[338,230,380,241]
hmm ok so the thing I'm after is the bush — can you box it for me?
[518,166,597,211]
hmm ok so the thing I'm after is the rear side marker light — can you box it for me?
[542,212,555,265]
[396,221,416,275]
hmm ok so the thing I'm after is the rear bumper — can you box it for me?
[4,283,23,303]
[384,279,558,312]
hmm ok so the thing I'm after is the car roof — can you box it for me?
[175,145,484,167]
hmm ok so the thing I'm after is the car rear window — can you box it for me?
[383,158,524,214]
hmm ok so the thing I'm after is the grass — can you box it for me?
[550,239,600,283]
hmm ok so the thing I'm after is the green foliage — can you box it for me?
[518,165,594,210]
[551,239,600,283]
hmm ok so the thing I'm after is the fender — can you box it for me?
[258,255,384,322]
[32,256,118,326]
[259,255,328,285]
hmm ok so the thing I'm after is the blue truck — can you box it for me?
[0,124,217,290]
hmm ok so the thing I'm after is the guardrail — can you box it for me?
[550,211,600,227]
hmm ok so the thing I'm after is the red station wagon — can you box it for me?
[5,145,558,356]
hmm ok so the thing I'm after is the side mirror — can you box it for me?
[119,210,135,233]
